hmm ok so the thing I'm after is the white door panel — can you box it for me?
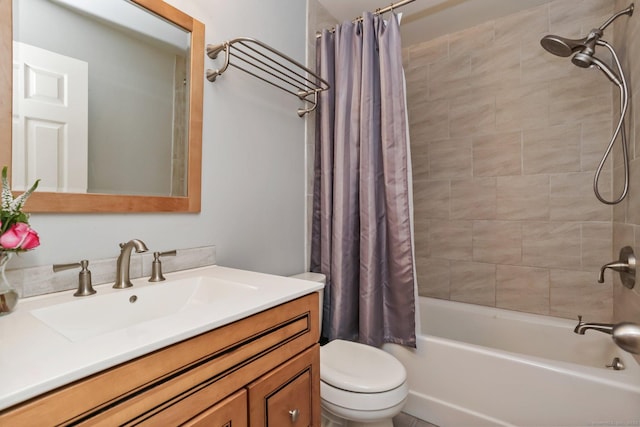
[12,41,88,193]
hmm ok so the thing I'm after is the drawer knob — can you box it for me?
[289,408,299,423]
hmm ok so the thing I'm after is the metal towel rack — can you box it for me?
[206,37,329,117]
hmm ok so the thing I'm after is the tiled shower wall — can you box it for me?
[613,0,640,363]
[405,0,616,320]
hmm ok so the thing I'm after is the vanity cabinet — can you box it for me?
[0,293,320,426]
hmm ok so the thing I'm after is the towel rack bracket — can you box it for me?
[205,37,329,117]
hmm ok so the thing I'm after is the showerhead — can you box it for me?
[540,3,633,62]
[538,4,634,206]
[540,35,588,57]
[571,52,594,68]
[586,53,623,85]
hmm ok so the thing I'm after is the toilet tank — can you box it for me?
[289,272,325,328]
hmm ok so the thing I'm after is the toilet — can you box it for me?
[290,273,409,427]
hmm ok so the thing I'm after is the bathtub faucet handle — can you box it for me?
[598,246,636,289]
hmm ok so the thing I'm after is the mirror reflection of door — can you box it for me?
[12,41,88,193]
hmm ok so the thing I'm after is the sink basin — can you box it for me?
[31,276,258,342]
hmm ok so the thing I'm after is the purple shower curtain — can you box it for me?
[311,12,416,348]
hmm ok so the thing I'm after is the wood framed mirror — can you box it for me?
[0,0,204,212]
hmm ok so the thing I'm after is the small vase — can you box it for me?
[0,251,18,315]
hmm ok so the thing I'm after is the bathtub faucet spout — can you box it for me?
[574,315,640,354]
[573,315,614,335]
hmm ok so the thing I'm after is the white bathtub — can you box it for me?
[383,297,640,427]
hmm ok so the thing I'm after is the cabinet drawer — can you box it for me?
[139,388,248,427]
[248,344,320,427]
[184,389,247,427]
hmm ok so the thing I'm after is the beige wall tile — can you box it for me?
[625,158,640,224]
[408,36,449,66]
[548,66,612,100]
[613,222,634,252]
[581,222,613,271]
[549,172,612,221]
[614,284,640,326]
[414,226,430,259]
[473,131,522,177]
[470,40,521,93]
[416,258,450,299]
[497,175,549,220]
[521,41,575,84]
[523,124,581,174]
[550,81,612,124]
[450,261,496,306]
[428,220,473,260]
[449,21,494,58]
[496,265,549,315]
[473,220,522,264]
[409,99,449,141]
[496,84,549,132]
[451,178,496,220]
[428,54,473,100]
[549,0,613,38]
[550,269,613,322]
[428,137,473,179]
[449,94,496,138]
[410,130,428,181]
[494,4,549,44]
[549,94,612,129]
[522,222,582,269]
[413,179,449,221]
[581,120,614,172]
[405,68,429,108]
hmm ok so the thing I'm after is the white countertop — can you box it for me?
[0,265,323,411]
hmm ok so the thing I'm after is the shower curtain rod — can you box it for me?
[316,0,416,37]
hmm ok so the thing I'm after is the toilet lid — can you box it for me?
[320,339,407,393]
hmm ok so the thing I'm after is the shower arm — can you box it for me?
[598,4,635,32]
[591,39,629,205]
[579,4,634,57]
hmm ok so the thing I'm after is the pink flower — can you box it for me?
[0,222,40,250]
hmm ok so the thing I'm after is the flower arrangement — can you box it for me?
[0,167,40,252]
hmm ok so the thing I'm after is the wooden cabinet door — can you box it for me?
[183,389,248,427]
[247,344,320,427]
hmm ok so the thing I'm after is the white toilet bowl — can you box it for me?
[289,273,409,427]
[320,339,408,427]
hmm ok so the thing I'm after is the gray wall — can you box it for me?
[14,0,308,279]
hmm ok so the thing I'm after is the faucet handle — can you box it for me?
[598,246,636,288]
[53,260,96,297]
[148,250,177,282]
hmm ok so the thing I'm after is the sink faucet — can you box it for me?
[113,239,149,289]
[574,315,640,354]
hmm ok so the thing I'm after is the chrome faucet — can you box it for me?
[574,315,640,354]
[113,239,149,289]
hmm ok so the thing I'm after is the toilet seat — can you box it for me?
[320,339,407,393]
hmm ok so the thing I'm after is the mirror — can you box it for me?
[0,0,204,212]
